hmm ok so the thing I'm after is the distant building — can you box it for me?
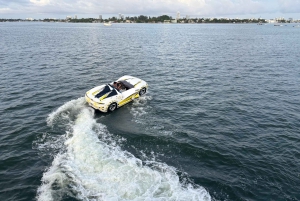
[268,19,276,23]
[171,19,177,23]
[186,15,190,20]
[116,13,125,20]
[176,11,180,20]
[26,18,34,21]
[74,15,77,19]
[275,17,284,21]
[289,18,293,22]
[99,15,102,20]
[66,16,72,20]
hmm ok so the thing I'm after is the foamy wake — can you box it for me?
[130,96,152,123]
[37,98,211,201]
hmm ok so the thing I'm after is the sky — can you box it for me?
[0,0,300,19]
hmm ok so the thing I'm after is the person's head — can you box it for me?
[116,83,122,89]
[113,82,121,90]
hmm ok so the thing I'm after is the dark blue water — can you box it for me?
[0,22,300,201]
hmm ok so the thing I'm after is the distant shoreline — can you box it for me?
[1,21,299,25]
[1,15,299,24]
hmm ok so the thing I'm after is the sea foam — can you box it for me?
[37,98,211,201]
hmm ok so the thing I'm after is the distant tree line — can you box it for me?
[1,16,298,23]
[70,18,95,23]
[201,18,268,23]
[68,15,268,23]
[121,15,172,23]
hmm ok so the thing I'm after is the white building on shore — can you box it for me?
[268,19,275,23]
[118,13,124,20]
[176,11,180,20]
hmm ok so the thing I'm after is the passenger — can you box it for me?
[119,86,125,92]
[113,82,123,91]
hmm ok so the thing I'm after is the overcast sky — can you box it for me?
[1,0,300,19]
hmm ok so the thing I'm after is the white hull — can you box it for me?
[104,23,112,26]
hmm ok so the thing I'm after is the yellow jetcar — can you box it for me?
[85,75,148,112]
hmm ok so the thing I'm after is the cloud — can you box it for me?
[0,7,10,12]
[30,0,51,6]
[0,0,299,18]
[278,0,300,13]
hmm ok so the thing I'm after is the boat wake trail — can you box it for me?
[36,98,211,201]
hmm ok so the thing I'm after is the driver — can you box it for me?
[113,82,123,91]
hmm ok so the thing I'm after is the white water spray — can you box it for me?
[37,98,211,201]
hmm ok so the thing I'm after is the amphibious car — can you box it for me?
[85,75,148,112]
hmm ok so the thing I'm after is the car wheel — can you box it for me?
[108,103,117,112]
[139,87,147,96]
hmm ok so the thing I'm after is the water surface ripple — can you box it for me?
[0,22,299,201]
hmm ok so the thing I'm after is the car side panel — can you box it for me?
[118,88,139,107]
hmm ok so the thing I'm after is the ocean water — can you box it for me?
[0,22,300,201]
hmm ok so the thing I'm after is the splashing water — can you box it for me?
[36,98,211,201]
